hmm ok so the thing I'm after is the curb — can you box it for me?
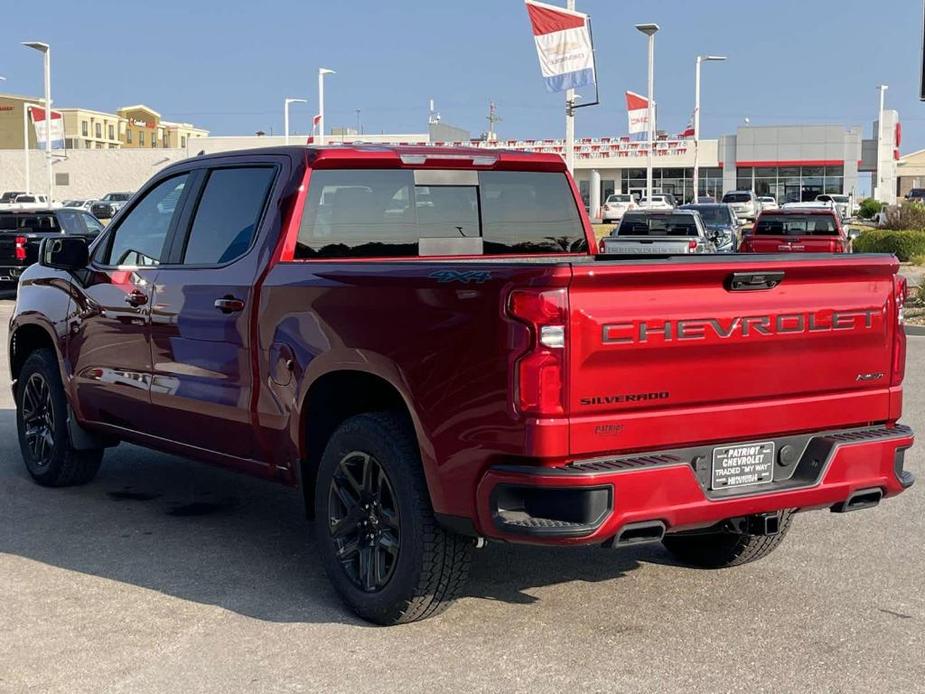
[905,325,925,336]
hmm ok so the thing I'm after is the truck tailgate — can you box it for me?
[567,256,899,456]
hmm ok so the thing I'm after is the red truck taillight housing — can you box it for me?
[15,236,27,261]
[508,288,568,416]
[892,275,908,386]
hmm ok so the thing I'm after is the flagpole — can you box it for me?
[565,0,575,175]
[693,55,726,203]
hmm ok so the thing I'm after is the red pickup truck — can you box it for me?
[8,146,914,625]
[741,208,848,253]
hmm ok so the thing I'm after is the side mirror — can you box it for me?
[847,229,861,240]
[40,236,89,271]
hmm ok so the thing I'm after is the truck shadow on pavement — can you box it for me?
[0,408,654,625]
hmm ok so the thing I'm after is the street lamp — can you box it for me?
[877,84,889,202]
[284,97,308,145]
[22,41,53,202]
[693,55,726,203]
[317,68,335,146]
[635,24,659,205]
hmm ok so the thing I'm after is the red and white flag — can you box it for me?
[626,91,650,134]
[29,106,65,149]
[678,113,695,139]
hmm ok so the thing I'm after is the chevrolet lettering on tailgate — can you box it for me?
[602,308,880,346]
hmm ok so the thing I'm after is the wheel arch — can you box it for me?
[297,369,429,519]
[9,320,60,386]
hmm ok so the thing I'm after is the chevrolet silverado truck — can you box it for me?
[8,145,915,625]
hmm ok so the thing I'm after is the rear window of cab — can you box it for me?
[754,215,838,236]
[294,169,587,259]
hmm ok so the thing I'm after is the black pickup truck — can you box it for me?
[0,208,104,287]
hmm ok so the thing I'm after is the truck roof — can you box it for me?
[185,144,568,172]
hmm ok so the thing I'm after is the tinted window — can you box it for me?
[722,193,752,203]
[607,194,632,203]
[296,169,585,259]
[618,213,699,237]
[297,170,419,258]
[754,215,837,236]
[81,213,104,234]
[56,209,86,234]
[479,171,585,253]
[102,174,188,266]
[0,213,61,232]
[183,167,275,264]
[682,205,733,226]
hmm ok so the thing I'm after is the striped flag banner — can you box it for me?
[626,91,651,134]
[525,1,596,93]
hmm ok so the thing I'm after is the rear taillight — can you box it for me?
[14,236,26,261]
[892,275,908,386]
[598,237,606,253]
[688,240,698,251]
[508,288,568,416]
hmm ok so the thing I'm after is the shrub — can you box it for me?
[883,202,925,230]
[857,198,883,220]
[852,229,925,261]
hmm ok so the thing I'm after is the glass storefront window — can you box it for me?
[801,166,824,177]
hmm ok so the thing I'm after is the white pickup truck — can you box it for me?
[0,193,55,211]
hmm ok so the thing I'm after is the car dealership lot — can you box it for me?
[0,296,922,693]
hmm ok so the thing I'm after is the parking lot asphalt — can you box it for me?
[0,295,922,694]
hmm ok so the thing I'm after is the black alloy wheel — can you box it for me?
[328,451,401,592]
[20,373,55,467]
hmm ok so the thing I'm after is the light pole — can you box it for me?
[284,97,308,145]
[317,68,335,146]
[635,24,659,205]
[565,0,576,174]
[22,41,53,202]
[693,55,726,203]
[877,84,888,202]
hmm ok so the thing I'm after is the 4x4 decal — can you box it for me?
[429,270,492,284]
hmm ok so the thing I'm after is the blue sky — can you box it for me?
[2,0,923,150]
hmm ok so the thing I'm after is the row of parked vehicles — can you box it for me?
[0,190,133,219]
[602,190,854,225]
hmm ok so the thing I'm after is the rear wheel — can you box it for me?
[16,349,103,487]
[661,510,795,568]
[314,412,472,625]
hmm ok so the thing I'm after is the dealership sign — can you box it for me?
[29,106,64,149]
[525,0,596,93]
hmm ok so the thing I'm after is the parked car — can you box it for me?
[0,191,27,205]
[721,190,761,222]
[61,199,97,212]
[0,194,54,211]
[757,195,779,211]
[740,208,848,253]
[0,207,104,287]
[638,193,674,210]
[9,145,914,625]
[696,196,716,204]
[601,193,638,222]
[91,192,133,219]
[601,209,716,254]
[816,194,851,220]
[904,188,925,203]
[679,203,739,252]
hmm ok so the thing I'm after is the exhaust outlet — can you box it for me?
[831,487,883,513]
[611,520,666,547]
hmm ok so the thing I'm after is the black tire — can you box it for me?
[314,412,472,625]
[16,348,103,487]
[661,510,795,569]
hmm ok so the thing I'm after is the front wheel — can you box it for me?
[16,349,103,487]
[314,412,472,625]
[661,510,795,569]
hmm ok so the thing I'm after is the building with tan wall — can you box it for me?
[0,92,207,151]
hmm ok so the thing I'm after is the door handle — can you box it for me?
[214,296,246,314]
[124,289,148,307]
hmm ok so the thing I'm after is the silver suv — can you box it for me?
[722,190,761,223]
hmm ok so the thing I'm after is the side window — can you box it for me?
[100,174,188,266]
[182,167,276,265]
[81,213,104,235]
[56,209,85,234]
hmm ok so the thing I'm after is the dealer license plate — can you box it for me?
[711,442,775,490]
